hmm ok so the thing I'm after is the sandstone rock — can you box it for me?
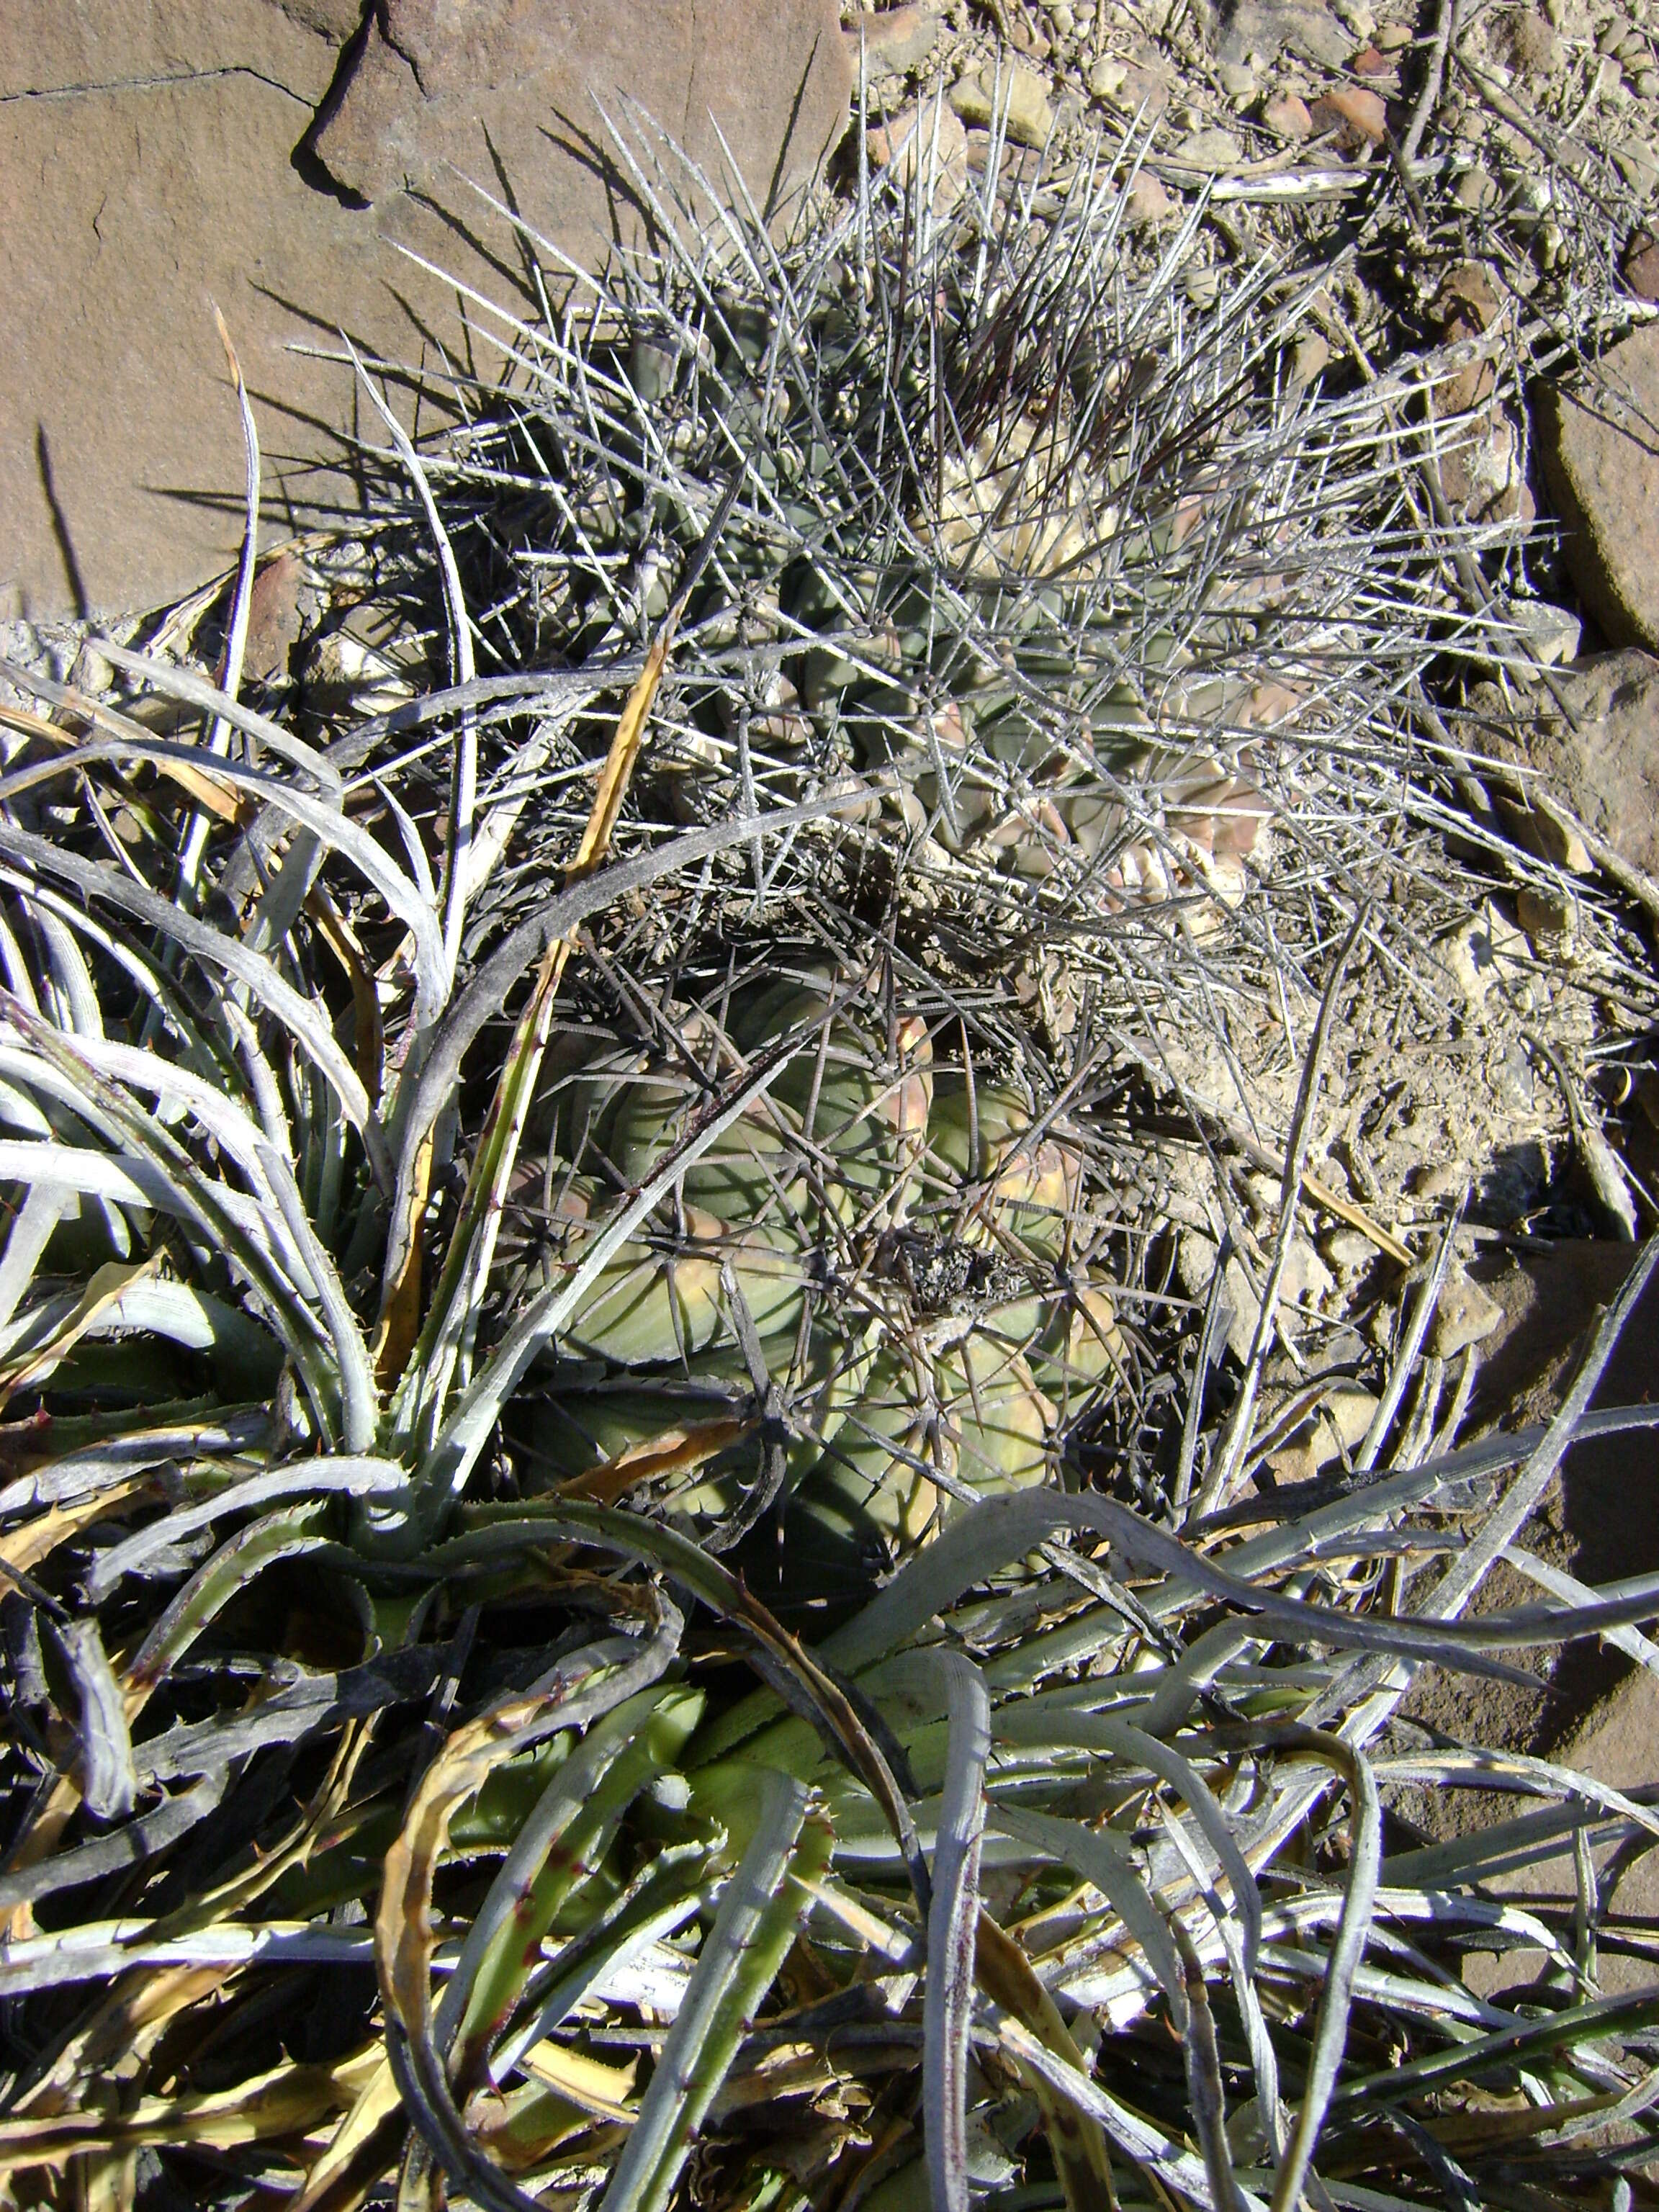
[1289,332,1330,383]
[1467,1240,1652,1429]
[949,62,1055,146]
[240,548,312,683]
[1536,327,1659,652]
[1493,650,1659,878]
[1,0,850,622]
[1261,90,1314,135]
[1436,410,1534,529]
[1213,0,1353,68]
[1426,1264,1505,1359]
[866,99,968,211]
[1173,125,1244,166]
[1625,231,1659,302]
[1506,596,1581,669]
[1265,1381,1377,1481]
[1309,82,1388,140]
[1123,171,1177,225]
[842,3,944,81]
[1460,1665,1659,1998]
[1175,1233,1334,1365]
[1504,9,1560,76]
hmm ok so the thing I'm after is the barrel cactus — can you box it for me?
[500,962,1123,1613]
[433,97,1472,948]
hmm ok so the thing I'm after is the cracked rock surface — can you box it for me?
[1,0,849,620]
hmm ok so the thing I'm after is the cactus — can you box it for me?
[430,98,1480,950]
[505,969,1108,1608]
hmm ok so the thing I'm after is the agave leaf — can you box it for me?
[515,2039,639,2122]
[89,644,342,791]
[922,1653,989,2212]
[129,1501,339,1691]
[1,1475,156,1578]
[346,341,477,979]
[0,827,387,1177]
[1251,1729,1380,2212]
[0,1182,71,1331]
[974,1912,1116,2212]
[375,1609,683,2205]
[0,1014,349,1434]
[1172,1916,1250,2212]
[50,1617,136,1820]
[493,1854,711,2080]
[990,1803,1184,2015]
[243,824,324,958]
[291,2059,407,2212]
[1327,1983,1659,2111]
[439,1499,929,1910]
[0,1772,227,1915]
[827,1488,1659,1681]
[253,1141,378,1451]
[3,739,446,1020]
[0,2051,373,2171]
[596,1771,829,2212]
[0,1409,265,1516]
[979,2008,1267,2212]
[85,1457,407,1604]
[437,1685,703,2090]
[393,937,567,1449]
[0,1256,156,1411]
[375,562,669,1394]
[996,1706,1262,1975]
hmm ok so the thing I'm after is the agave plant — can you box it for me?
[1,86,1657,2212]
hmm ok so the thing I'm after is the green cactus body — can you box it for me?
[513,972,1111,1591]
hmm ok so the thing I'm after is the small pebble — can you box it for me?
[1624,230,1659,300]
[1453,164,1498,209]
[1262,90,1313,136]
[1506,9,1560,76]
[1123,169,1175,224]
[1409,1161,1466,1200]
[1183,262,1222,307]
[1321,1228,1377,1272]
[1517,884,1575,946]
[1374,19,1413,49]
[1427,1267,1506,1359]
[950,63,1054,146]
[1219,60,1257,99]
[1087,55,1128,99]
[1637,66,1659,96]
[1317,84,1388,140]
[1175,125,1243,166]
[1290,331,1331,383]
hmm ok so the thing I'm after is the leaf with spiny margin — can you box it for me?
[595,1770,831,2212]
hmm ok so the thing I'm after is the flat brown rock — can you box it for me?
[1475,649,1659,878]
[1536,326,1659,652]
[1458,1665,1659,2000]
[1,0,849,621]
